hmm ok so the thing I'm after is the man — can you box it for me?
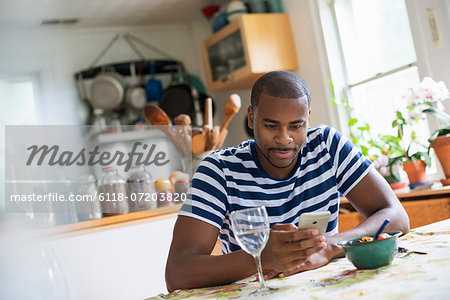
[165,71,409,292]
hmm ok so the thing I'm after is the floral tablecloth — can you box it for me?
[148,219,450,299]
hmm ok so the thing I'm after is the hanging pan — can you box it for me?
[125,63,147,109]
[159,65,215,124]
[89,67,125,110]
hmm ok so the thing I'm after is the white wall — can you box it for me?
[0,22,211,125]
[406,0,450,113]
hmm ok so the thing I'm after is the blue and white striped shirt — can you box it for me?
[179,125,372,254]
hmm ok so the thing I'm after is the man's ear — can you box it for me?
[247,106,254,129]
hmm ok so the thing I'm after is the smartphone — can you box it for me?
[297,211,331,236]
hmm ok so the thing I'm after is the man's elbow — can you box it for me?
[165,257,188,293]
[395,206,410,234]
[165,262,178,293]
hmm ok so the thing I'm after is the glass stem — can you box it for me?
[254,254,267,289]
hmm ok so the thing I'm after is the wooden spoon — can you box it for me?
[220,94,241,132]
[204,97,213,131]
[206,125,220,151]
[215,128,228,149]
[144,104,186,155]
[144,104,171,125]
[192,132,207,155]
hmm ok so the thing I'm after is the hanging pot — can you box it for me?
[89,70,125,110]
[125,64,147,109]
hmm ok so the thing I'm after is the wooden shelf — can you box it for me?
[39,204,182,240]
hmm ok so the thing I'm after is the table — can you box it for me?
[148,219,450,299]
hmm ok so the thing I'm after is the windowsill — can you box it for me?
[340,183,450,205]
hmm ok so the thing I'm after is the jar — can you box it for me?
[108,113,122,133]
[154,179,173,207]
[170,171,190,196]
[91,109,108,133]
[127,165,157,212]
[97,166,129,216]
[73,174,102,221]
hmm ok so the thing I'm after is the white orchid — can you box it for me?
[404,77,450,126]
[405,77,450,108]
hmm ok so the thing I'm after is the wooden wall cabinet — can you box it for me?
[202,13,298,92]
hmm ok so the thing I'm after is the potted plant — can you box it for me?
[329,81,406,189]
[403,77,450,185]
[384,109,431,188]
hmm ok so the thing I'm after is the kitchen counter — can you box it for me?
[40,204,182,240]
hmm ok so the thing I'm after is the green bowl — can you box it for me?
[337,231,402,269]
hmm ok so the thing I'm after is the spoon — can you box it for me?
[206,125,220,151]
[144,104,171,125]
[374,219,391,240]
[220,94,241,132]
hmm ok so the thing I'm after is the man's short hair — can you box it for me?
[250,71,311,108]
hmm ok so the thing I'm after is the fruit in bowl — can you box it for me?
[338,231,402,269]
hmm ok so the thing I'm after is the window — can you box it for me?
[0,75,38,125]
[0,74,39,210]
[322,0,432,149]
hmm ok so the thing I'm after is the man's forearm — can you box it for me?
[166,249,256,292]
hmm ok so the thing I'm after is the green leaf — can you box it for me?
[357,124,370,131]
[423,108,450,123]
[348,118,358,127]
[360,145,369,156]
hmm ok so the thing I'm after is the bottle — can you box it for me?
[170,171,190,196]
[97,166,129,216]
[73,174,102,221]
[127,165,157,212]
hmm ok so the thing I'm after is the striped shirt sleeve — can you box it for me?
[179,152,228,229]
[324,126,372,196]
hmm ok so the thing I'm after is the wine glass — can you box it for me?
[230,206,277,296]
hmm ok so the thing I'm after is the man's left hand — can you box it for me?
[278,247,331,277]
[264,237,343,279]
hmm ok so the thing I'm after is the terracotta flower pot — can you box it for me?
[402,160,427,184]
[430,135,450,185]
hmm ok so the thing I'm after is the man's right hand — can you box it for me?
[261,223,326,277]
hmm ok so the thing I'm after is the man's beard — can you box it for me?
[255,143,301,169]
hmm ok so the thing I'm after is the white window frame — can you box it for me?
[317,0,442,180]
